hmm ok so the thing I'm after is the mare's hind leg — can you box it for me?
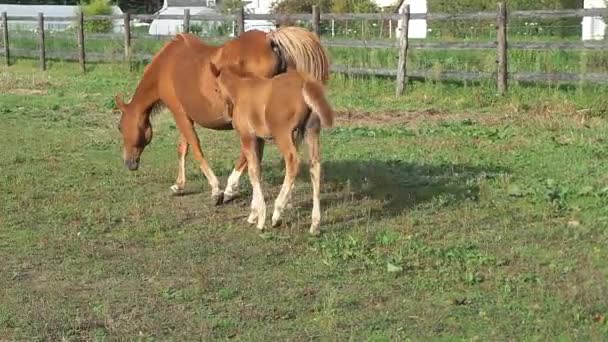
[171,134,189,195]
[172,115,223,205]
[241,135,266,230]
[271,132,300,228]
[224,138,265,204]
[305,125,322,236]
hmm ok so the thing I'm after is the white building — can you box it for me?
[0,4,124,33]
[243,0,275,32]
[148,0,276,36]
[393,0,427,39]
[148,0,219,36]
[582,0,606,40]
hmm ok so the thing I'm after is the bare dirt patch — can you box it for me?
[0,71,54,94]
[335,109,503,127]
[335,107,598,129]
[4,88,48,95]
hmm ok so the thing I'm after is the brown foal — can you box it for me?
[210,64,334,235]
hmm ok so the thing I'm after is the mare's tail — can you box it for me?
[267,27,330,84]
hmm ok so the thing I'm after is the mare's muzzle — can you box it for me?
[124,158,139,171]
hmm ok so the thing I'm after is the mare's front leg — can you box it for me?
[170,134,189,195]
[173,116,223,205]
[223,138,265,204]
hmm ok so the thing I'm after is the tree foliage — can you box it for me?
[271,0,333,14]
[332,0,379,13]
[80,0,113,33]
[221,0,250,14]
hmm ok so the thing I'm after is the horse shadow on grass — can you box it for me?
[286,159,508,229]
[178,158,507,230]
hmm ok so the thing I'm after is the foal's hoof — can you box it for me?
[212,192,224,206]
[222,192,238,204]
[309,228,321,237]
[271,218,283,228]
[170,185,185,196]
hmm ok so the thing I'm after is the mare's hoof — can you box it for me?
[170,185,185,196]
[212,192,224,206]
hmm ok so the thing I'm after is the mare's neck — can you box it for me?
[126,64,160,118]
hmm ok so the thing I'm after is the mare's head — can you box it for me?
[115,95,153,171]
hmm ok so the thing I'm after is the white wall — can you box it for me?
[582,0,606,40]
[397,0,427,39]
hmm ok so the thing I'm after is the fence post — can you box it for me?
[38,13,46,71]
[496,2,508,94]
[183,9,190,33]
[124,13,131,69]
[331,19,335,37]
[312,5,320,36]
[77,11,85,73]
[396,5,410,96]
[237,6,245,36]
[1,12,9,66]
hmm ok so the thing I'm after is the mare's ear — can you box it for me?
[209,63,221,78]
[115,94,127,111]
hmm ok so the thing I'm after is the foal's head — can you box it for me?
[115,95,153,171]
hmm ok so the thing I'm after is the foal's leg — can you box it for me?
[305,128,322,236]
[173,115,223,205]
[170,134,189,195]
[223,138,265,203]
[271,133,300,228]
[242,136,266,230]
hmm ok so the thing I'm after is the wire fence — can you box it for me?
[1,5,608,94]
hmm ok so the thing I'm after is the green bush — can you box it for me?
[79,0,113,33]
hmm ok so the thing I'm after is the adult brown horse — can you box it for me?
[115,27,329,204]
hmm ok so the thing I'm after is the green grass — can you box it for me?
[1,60,608,340]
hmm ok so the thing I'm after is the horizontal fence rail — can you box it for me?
[1,4,608,92]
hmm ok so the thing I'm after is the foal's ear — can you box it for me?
[209,63,221,78]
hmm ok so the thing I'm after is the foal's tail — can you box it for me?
[302,80,334,129]
[267,27,330,84]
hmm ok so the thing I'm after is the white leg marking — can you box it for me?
[172,141,188,194]
[272,182,295,227]
[309,161,321,235]
[224,169,242,199]
[307,132,322,236]
[247,181,266,229]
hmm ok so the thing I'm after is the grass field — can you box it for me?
[1,60,608,340]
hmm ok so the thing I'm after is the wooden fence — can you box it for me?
[1,4,608,95]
